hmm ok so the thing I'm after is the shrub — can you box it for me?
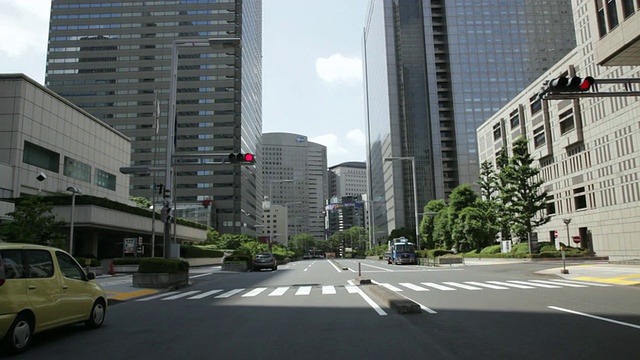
[137,258,189,273]
[538,242,557,253]
[427,249,454,258]
[224,254,252,265]
[180,245,224,258]
[480,245,502,254]
[510,243,530,255]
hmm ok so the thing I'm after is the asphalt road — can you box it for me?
[13,259,640,360]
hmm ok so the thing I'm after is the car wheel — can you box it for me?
[3,313,32,354]
[85,299,106,329]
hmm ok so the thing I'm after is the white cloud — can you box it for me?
[310,129,367,166]
[315,54,362,85]
[0,1,50,57]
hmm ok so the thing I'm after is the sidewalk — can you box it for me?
[536,263,640,286]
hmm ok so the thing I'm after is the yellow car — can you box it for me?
[0,243,107,354]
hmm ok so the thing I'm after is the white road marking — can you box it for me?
[508,280,561,288]
[215,288,245,298]
[548,306,640,330]
[465,281,509,290]
[443,282,482,290]
[268,287,289,296]
[136,291,179,301]
[327,259,343,273]
[346,285,387,316]
[189,272,215,279]
[162,291,201,300]
[421,282,457,291]
[550,279,613,287]
[295,286,312,295]
[530,280,587,288]
[322,285,337,295]
[188,289,222,299]
[242,287,267,297]
[399,283,430,291]
[380,283,403,292]
[486,281,534,289]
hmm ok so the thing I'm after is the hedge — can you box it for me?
[137,258,189,273]
[180,245,224,258]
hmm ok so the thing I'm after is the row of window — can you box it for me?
[596,0,639,38]
[52,1,233,9]
[23,141,116,191]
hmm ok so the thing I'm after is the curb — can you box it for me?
[356,277,421,314]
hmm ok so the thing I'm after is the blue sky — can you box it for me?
[0,0,370,167]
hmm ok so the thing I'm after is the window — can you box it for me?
[64,157,91,182]
[607,0,620,29]
[559,109,575,135]
[55,252,84,280]
[597,0,608,37]
[0,250,25,279]
[545,195,556,215]
[96,169,116,191]
[23,141,60,172]
[509,109,520,129]
[529,95,542,115]
[574,187,587,210]
[26,250,54,278]
[533,126,546,148]
[493,123,502,141]
[622,0,635,18]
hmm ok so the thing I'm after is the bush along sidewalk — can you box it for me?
[132,258,190,288]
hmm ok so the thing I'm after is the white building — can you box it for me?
[328,162,367,198]
[476,1,640,260]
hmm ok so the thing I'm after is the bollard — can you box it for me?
[358,262,361,277]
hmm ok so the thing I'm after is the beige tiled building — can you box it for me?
[477,0,640,260]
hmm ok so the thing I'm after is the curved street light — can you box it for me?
[66,186,82,255]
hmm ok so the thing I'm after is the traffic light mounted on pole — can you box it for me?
[542,76,595,94]
[228,153,256,165]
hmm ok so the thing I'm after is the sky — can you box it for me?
[0,0,370,167]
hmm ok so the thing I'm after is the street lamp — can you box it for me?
[66,186,81,255]
[385,156,420,250]
[563,218,572,247]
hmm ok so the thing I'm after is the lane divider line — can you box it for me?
[548,306,640,330]
[346,285,387,316]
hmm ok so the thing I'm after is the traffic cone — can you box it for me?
[109,260,115,276]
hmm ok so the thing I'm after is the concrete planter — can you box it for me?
[437,256,464,265]
[186,257,223,267]
[222,263,249,272]
[113,264,139,273]
[132,272,189,288]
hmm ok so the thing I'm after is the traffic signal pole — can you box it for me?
[540,78,640,100]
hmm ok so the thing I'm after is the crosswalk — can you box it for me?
[134,278,612,302]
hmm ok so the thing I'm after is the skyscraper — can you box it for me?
[363,0,576,243]
[262,133,328,241]
[46,0,262,235]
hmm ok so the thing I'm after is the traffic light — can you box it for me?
[544,76,595,93]
[228,153,256,165]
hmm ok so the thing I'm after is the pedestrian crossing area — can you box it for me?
[134,278,612,302]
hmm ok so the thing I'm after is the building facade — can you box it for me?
[328,161,367,199]
[46,0,263,235]
[363,0,577,245]
[262,133,327,241]
[477,0,640,260]
[0,74,206,257]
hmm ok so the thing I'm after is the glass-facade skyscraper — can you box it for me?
[363,0,576,243]
[46,0,262,235]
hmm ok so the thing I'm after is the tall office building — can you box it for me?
[363,0,576,243]
[46,0,262,235]
[328,161,367,198]
[262,133,327,241]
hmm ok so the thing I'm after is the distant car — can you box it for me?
[303,253,311,260]
[0,243,107,354]
[252,252,277,271]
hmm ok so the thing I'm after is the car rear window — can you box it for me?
[0,250,26,279]
[26,250,54,278]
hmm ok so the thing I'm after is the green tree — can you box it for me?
[448,184,478,248]
[0,195,67,247]
[453,200,499,252]
[500,136,550,253]
[130,196,152,209]
[419,199,447,249]
[389,227,414,242]
[495,148,514,242]
[433,207,453,249]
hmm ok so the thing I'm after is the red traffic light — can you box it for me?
[545,76,594,93]
[244,153,254,162]
[228,152,256,164]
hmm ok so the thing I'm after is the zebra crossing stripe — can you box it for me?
[322,286,337,295]
[269,287,289,296]
[242,287,267,297]
[486,281,534,289]
[188,289,222,299]
[399,283,430,291]
[443,282,482,290]
[296,286,312,295]
[508,280,561,289]
[162,291,201,300]
[136,291,179,301]
[421,282,457,291]
[380,283,403,292]
[215,288,245,298]
[465,281,508,290]
[530,280,587,288]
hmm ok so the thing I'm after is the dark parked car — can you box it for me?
[252,252,277,271]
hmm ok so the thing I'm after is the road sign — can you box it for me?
[572,236,581,244]
[554,230,558,239]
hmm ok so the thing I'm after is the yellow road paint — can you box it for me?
[574,276,640,285]
[107,288,159,300]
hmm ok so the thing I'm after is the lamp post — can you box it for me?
[66,186,81,255]
[268,179,294,252]
[563,218,572,246]
[385,156,420,250]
